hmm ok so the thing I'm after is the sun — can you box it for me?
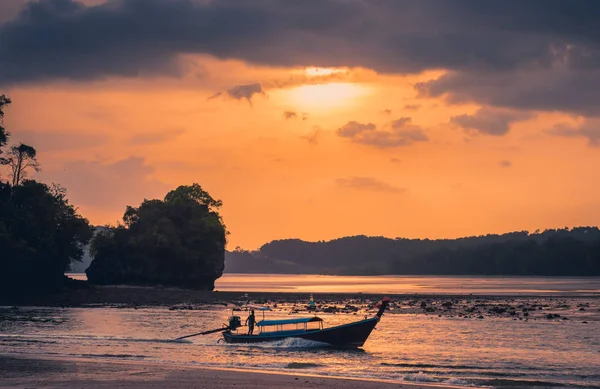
[277,67,370,110]
[287,83,365,109]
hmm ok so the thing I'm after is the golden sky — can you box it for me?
[2,1,600,249]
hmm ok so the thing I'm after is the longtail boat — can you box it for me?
[177,298,389,349]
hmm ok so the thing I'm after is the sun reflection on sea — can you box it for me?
[214,274,600,296]
[64,273,600,296]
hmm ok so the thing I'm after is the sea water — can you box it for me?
[1,297,599,388]
[64,273,600,296]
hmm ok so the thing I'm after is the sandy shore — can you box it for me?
[0,355,459,389]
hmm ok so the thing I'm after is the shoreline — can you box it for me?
[1,286,598,324]
[0,354,470,389]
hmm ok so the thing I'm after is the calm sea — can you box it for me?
[3,274,599,388]
[68,273,600,295]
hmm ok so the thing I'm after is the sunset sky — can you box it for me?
[2,0,600,249]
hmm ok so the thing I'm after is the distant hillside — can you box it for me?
[224,227,600,276]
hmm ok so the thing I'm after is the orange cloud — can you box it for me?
[336,118,429,148]
[335,176,405,194]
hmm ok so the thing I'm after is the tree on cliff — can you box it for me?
[5,143,40,186]
[0,96,93,292]
[0,95,11,149]
[0,95,12,181]
[86,184,227,290]
[0,96,40,186]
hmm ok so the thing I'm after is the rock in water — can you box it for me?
[86,184,226,290]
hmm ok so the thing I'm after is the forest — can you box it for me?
[225,228,600,276]
[0,95,93,292]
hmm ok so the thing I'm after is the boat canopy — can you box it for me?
[257,317,323,327]
[245,304,272,311]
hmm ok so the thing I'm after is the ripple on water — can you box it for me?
[285,362,324,369]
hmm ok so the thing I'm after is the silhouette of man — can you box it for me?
[245,309,256,335]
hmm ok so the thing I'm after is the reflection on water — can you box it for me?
[1,305,599,388]
[215,274,600,295]
[65,273,600,295]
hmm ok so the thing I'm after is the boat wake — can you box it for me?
[403,371,440,383]
[222,337,330,349]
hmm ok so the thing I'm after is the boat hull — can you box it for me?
[222,317,379,348]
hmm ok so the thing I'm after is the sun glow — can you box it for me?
[287,83,368,110]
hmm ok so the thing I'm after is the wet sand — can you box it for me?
[0,355,458,389]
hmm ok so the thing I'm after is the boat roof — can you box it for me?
[257,317,323,326]
[245,304,272,311]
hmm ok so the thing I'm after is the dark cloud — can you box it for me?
[450,108,533,136]
[335,176,405,194]
[210,71,355,105]
[41,156,169,210]
[209,83,265,105]
[337,121,376,137]
[266,71,350,89]
[499,160,512,168]
[547,120,600,146]
[301,126,322,145]
[283,111,308,120]
[381,109,392,115]
[416,70,600,116]
[2,0,600,105]
[404,104,420,111]
[337,118,428,148]
[390,157,401,164]
[283,111,297,119]
[390,118,411,129]
[0,0,28,23]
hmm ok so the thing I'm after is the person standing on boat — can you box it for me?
[245,309,257,335]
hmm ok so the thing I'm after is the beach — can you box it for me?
[1,299,598,388]
[0,355,452,389]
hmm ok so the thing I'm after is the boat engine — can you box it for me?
[228,315,241,330]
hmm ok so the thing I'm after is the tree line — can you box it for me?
[0,95,92,292]
[225,228,600,276]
